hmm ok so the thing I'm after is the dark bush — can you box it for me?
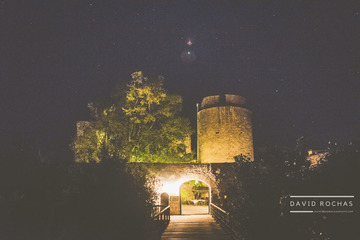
[0,141,157,240]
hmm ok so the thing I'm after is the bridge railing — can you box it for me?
[151,205,170,237]
[210,203,241,240]
[152,205,170,221]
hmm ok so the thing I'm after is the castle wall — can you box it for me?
[197,95,254,163]
[126,163,235,214]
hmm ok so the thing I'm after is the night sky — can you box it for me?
[1,1,360,159]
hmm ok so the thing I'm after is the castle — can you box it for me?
[76,94,255,214]
[76,93,254,163]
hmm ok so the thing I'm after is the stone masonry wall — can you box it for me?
[198,105,254,163]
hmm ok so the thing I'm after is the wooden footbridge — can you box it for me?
[154,203,239,240]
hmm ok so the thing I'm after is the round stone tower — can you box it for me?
[197,94,254,163]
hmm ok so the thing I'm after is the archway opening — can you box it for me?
[180,180,210,215]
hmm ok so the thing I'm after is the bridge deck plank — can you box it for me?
[161,215,232,240]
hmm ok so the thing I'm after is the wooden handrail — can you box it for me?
[210,203,229,215]
[153,205,170,219]
[210,203,240,240]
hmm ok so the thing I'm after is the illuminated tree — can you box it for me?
[73,71,193,163]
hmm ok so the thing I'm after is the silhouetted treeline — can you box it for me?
[0,139,158,240]
[226,140,359,240]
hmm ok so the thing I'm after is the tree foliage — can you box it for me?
[226,140,359,240]
[73,71,193,163]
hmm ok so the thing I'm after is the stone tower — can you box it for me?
[197,94,254,163]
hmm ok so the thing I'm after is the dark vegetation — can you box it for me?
[226,139,359,240]
[0,138,159,240]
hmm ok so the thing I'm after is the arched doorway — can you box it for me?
[180,180,210,215]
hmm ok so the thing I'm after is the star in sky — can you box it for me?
[181,50,196,63]
[187,39,193,46]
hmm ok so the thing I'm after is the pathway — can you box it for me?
[160,215,233,240]
[181,205,208,215]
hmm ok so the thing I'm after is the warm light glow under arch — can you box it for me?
[159,177,212,203]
